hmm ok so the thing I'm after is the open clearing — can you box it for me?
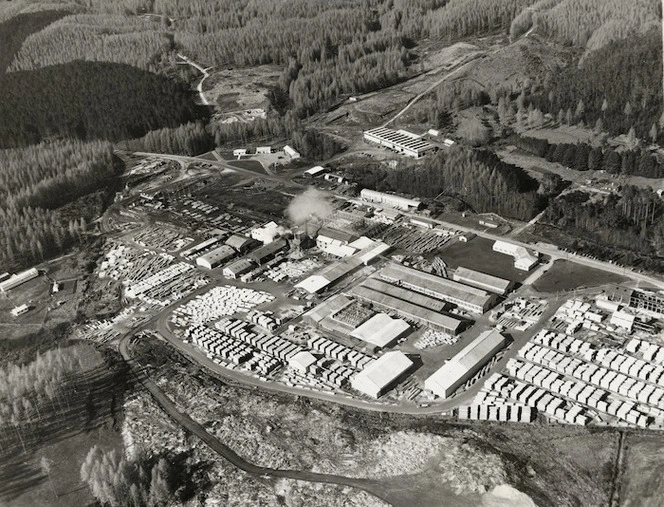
[532,259,628,293]
[620,433,664,507]
[204,64,281,115]
[440,237,532,283]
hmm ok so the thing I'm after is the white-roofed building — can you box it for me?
[493,241,539,271]
[288,351,317,373]
[256,146,272,154]
[295,275,331,294]
[363,127,436,159]
[360,188,421,211]
[610,310,635,332]
[0,268,39,292]
[251,221,285,245]
[351,351,414,398]
[304,166,327,177]
[350,313,411,349]
[284,145,300,160]
[11,304,30,317]
[425,329,506,399]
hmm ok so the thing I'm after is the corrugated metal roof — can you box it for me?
[453,267,512,294]
[351,351,413,395]
[350,313,410,348]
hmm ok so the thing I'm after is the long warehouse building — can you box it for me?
[351,350,414,398]
[452,267,514,295]
[379,263,497,314]
[360,189,421,211]
[363,127,436,159]
[0,268,39,292]
[425,329,507,399]
[350,284,464,335]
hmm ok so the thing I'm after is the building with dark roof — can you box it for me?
[379,263,497,314]
[248,239,287,265]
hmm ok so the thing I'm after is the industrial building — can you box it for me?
[608,287,664,316]
[256,146,272,154]
[250,221,285,245]
[296,256,364,294]
[11,304,30,317]
[180,237,222,259]
[492,241,539,271]
[350,313,411,349]
[248,238,288,265]
[225,234,255,253]
[361,278,448,313]
[223,259,255,279]
[363,127,436,159]
[196,245,236,270]
[379,263,497,314]
[349,284,464,335]
[360,189,421,211]
[284,145,300,160]
[452,267,514,295]
[351,350,414,398]
[425,329,507,399]
[0,268,39,292]
[304,166,327,177]
[316,227,358,258]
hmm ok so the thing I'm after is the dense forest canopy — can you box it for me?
[346,147,545,221]
[0,140,121,271]
[525,28,663,143]
[0,61,206,149]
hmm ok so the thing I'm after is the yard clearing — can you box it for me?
[440,237,532,283]
[532,259,628,293]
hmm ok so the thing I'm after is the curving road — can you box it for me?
[119,333,398,505]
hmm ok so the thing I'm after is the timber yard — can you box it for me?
[4,143,664,432]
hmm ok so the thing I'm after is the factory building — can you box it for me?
[256,146,272,154]
[250,221,285,245]
[608,287,664,316]
[350,313,411,349]
[351,350,414,398]
[223,259,255,279]
[180,237,222,259]
[0,268,39,292]
[492,241,539,271]
[360,189,421,211]
[360,277,448,312]
[316,227,358,258]
[248,238,288,266]
[296,256,364,294]
[349,284,464,335]
[452,267,514,295]
[425,329,507,399]
[363,127,436,159]
[225,234,255,253]
[196,245,236,270]
[379,263,497,314]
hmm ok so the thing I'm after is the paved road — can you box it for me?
[118,333,397,505]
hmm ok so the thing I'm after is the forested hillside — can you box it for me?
[9,14,174,73]
[347,147,545,221]
[0,9,66,72]
[0,61,205,148]
[542,187,664,271]
[524,29,662,143]
[0,140,120,270]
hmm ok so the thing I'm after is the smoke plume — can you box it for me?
[287,188,333,225]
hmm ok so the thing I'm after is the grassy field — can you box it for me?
[440,236,532,283]
[620,433,664,507]
[532,259,628,293]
